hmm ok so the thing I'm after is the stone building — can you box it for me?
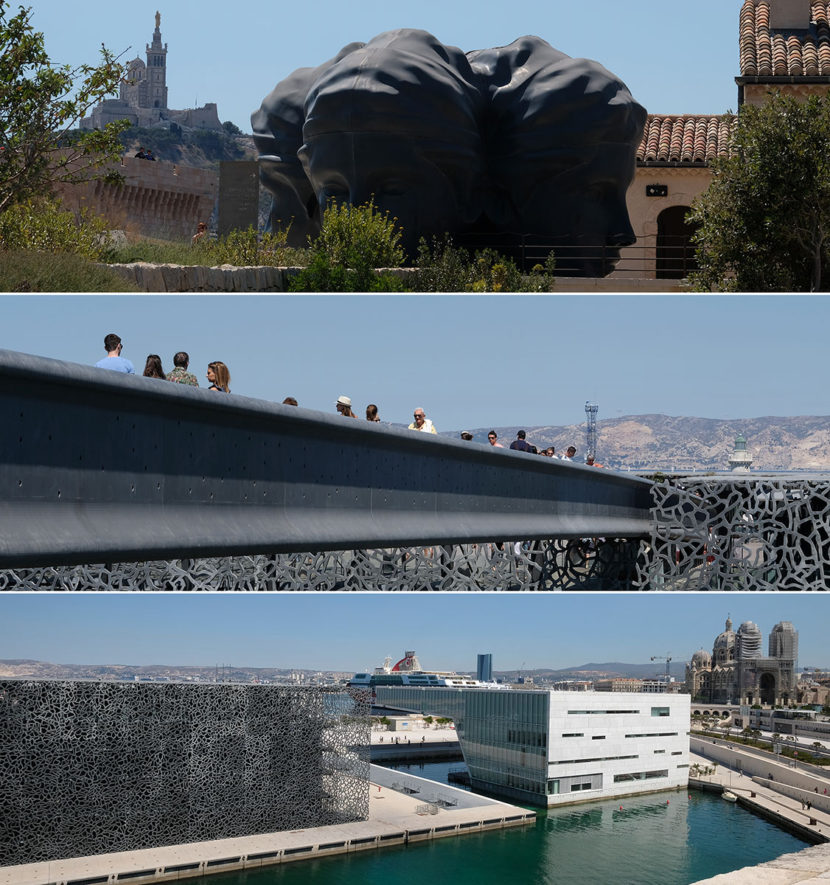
[618,0,830,282]
[686,617,798,705]
[81,12,221,132]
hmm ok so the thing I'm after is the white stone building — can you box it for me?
[375,686,689,807]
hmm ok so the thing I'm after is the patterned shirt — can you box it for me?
[167,367,199,387]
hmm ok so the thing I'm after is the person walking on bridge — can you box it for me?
[409,408,437,433]
[95,333,135,374]
[336,395,357,417]
[167,352,199,387]
[509,430,533,452]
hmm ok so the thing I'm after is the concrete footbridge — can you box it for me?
[1,349,829,590]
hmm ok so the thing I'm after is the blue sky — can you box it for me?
[0,594,825,671]
[1,294,827,430]
[30,1,741,132]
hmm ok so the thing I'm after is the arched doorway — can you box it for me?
[759,673,776,705]
[656,205,699,279]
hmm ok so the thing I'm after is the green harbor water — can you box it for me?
[207,761,809,885]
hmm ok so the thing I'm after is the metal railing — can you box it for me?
[452,231,698,278]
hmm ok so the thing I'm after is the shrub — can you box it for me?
[103,226,303,268]
[211,226,295,267]
[0,250,138,291]
[414,235,555,292]
[0,197,110,259]
[289,199,408,291]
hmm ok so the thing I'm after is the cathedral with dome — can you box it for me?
[685,617,798,705]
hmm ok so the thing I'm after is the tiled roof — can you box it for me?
[636,115,735,165]
[740,0,830,76]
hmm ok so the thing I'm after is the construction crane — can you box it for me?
[585,401,598,461]
[651,653,672,680]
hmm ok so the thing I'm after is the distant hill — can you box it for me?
[0,658,686,682]
[492,661,687,680]
[448,414,830,471]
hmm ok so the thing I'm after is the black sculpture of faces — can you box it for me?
[252,30,646,275]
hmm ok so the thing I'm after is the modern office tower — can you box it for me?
[0,681,370,867]
[375,686,689,808]
[477,653,493,682]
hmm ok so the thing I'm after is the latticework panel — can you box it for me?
[637,476,830,590]
[0,682,370,866]
[0,539,641,591]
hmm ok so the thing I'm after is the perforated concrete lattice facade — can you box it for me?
[0,539,641,591]
[0,681,370,867]
[638,475,830,590]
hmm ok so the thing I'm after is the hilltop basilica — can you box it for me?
[81,12,222,132]
[685,617,798,705]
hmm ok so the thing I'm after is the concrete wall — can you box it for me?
[691,736,829,793]
[369,765,503,810]
[0,347,652,568]
[218,161,260,236]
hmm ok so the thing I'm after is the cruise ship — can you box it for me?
[350,651,502,689]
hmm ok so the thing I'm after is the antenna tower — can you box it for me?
[585,401,599,460]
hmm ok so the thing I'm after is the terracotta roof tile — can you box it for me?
[637,115,735,165]
[740,1,830,77]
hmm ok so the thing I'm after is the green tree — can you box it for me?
[0,4,128,214]
[690,93,830,291]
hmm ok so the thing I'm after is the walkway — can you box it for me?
[690,751,830,884]
[0,768,532,885]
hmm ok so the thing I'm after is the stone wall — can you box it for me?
[105,262,302,291]
[56,156,217,241]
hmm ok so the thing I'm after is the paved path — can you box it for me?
[0,768,531,885]
[690,751,830,884]
[371,724,459,745]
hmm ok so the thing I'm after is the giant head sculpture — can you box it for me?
[253,30,646,275]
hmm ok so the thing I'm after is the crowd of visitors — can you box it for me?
[92,332,599,464]
[93,333,230,394]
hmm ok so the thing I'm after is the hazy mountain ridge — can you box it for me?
[451,414,830,470]
[0,659,684,682]
[494,661,686,680]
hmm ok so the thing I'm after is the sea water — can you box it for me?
[207,761,808,885]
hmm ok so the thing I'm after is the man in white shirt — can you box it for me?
[409,407,437,433]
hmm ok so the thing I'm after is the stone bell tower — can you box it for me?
[145,11,169,110]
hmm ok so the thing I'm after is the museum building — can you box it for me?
[0,681,370,868]
[375,686,690,808]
